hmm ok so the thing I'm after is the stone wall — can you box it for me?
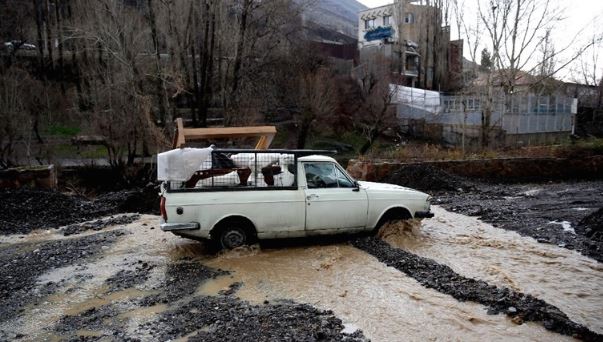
[0,165,57,189]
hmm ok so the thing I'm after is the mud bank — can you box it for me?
[437,181,603,262]
[347,156,603,183]
[0,187,158,235]
[352,236,602,341]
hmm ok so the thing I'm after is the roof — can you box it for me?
[298,155,337,163]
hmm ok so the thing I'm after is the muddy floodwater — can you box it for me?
[202,243,570,341]
[381,207,603,335]
[1,207,601,340]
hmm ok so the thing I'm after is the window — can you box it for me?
[304,162,355,189]
[383,15,391,26]
[365,18,375,30]
[334,166,355,188]
[404,13,414,24]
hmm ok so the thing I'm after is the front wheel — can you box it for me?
[218,226,250,250]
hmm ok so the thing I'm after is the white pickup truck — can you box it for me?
[158,149,433,249]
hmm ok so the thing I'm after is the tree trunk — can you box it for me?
[33,0,45,72]
[190,42,200,125]
[231,0,251,96]
[360,126,380,154]
[147,0,168,124]
[54,0,64,73]
[296,118,312,149]
[43,0,54,70]
[198,0,211,127]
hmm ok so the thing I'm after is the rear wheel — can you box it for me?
[219,227,248,249]
[214,219,256,250]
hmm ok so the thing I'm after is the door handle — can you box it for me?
[306,194,320,200]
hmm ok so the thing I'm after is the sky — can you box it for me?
[357,0,603,82]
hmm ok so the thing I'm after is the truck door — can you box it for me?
[302,162,368,233]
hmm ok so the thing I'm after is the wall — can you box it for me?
[347,156,603,183]
[0,165,57,190]
[395,93,576,147]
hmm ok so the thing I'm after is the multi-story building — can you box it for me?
[358,0,462,91]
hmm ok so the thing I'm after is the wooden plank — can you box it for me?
[254,133,275,150]
[264,133,275,149]
[173,118,186,148]
[172,118,276,149]
[255,135,267,150]
[182,126,276,140]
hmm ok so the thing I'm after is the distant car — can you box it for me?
[158,149,433,249]
[3,41,36,51]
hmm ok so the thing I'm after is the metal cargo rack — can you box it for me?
[169,149,337,192]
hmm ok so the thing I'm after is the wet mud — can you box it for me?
[149,297,366,342]
[352,236,602,341]
[104,260,155,293]
[2,182,602,341]
[0,187,158,235]
[381,208,603,334]
[436,181,603,261]
[201,243,581,341]
[62,214,141,236]
[0,189,114,234]
[0,230,124,323]
[0,216,366,341]
[385,164,476,192]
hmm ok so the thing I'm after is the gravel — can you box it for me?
[0,187,158,235]
[0,230,124,323]
[384,164,475,192]
[436,181,603,262]
[55,259,367,341]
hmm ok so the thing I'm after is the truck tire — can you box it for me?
[218,226,248,249]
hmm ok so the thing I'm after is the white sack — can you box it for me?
[274,169,295,186]
[196,171,240,187]
[230,153,281,170]
[157,147,212,181]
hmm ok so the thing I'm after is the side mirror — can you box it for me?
[352,181,360,192]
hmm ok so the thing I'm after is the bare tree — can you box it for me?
[69,0,167,167]
[295,67,337,148]
[354,56,399,154]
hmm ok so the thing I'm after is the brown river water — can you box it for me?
[201,243,575,341]
[3,208,600,341]
[379,206,603,335]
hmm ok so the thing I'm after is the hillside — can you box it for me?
[299,0,367,38]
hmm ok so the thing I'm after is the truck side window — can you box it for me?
[334,166,355,188]
[304,163,337,188]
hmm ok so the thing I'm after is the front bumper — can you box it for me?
[160,221,200,231]
[414,211,434,219]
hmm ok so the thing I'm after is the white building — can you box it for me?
[356,1,463,91]
[357,4,399,49]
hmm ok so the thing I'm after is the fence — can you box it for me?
[394,88,576,146]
